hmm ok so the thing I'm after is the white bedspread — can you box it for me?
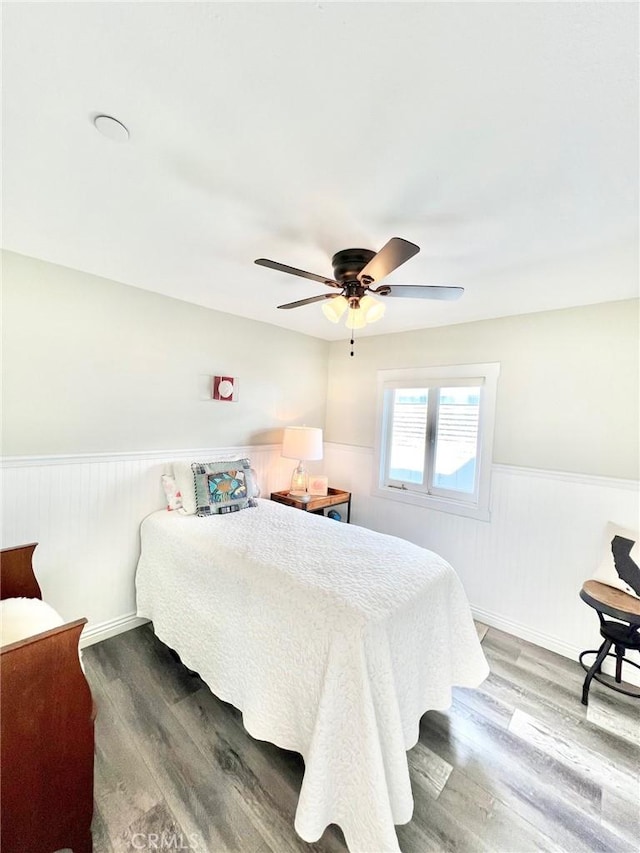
[136,499,488,852]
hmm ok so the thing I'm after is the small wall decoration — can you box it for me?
[308,475,329,496]
[212,376,237,402]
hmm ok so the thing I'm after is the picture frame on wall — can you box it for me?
[212,375,237,401]
[308,475,329,497]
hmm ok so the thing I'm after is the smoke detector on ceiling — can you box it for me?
[93,114,129,142]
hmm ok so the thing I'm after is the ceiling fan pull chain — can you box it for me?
[350,330,355,357]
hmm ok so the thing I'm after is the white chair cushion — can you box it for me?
[0,597,64,646]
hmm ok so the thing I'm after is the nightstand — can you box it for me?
[270,488,351,523]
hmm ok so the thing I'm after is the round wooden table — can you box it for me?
[579,580,640,705]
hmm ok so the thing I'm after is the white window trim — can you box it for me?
[373,363,500,521]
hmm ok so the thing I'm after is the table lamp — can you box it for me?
[281,426,323,501]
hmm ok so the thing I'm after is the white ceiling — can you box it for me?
[2,1,638,341]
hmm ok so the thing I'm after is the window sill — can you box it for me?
[372,485,491,521]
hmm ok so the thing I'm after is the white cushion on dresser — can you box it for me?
[0,597,65,646]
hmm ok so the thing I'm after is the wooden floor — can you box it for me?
[83,624,640,853]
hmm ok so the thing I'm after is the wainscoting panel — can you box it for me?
[322,443,640,674]
[2,443,638,673]
[0,446,292,645]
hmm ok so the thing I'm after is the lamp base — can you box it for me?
[288,492,311,502]
[290,460,309,498]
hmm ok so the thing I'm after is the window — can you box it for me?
[374,363,500,520]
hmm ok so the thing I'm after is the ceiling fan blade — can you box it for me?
[357,237,420,283]
[277,293,340,310]
[255,258,340,288]
[374,284,464,301]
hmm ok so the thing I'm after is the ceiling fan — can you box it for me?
[254,237,464,337]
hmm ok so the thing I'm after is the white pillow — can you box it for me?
[172,459,260,515]
[0,597,65,646]
[592,522,640,600]
[247,467,260,499]
[161,473,183,511]
[171,460,199,515]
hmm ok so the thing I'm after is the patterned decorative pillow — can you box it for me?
[171,456,260,515]
[172,460,199,514]
[161,474,183,511]
[592,522,640,599]
[191,459,257,516]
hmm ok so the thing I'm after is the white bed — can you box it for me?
[136,498,488,852]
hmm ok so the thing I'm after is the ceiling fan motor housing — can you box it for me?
[331,248,376,284]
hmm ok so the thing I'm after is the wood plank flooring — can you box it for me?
[82,624,640,853]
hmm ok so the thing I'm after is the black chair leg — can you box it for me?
[582,638,612,706]
[615,645,625,683]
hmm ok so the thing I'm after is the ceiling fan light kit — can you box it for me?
[322,294,348,323]
[359,294,386,323]
[255,237,464,354]
[320,293,385,328]
[347,306,367,331]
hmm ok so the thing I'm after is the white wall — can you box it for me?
[323,301,640,670]
[2,250,329,455]
[3,251,639,672]
[1,251,326,640]
[325,300,639,479]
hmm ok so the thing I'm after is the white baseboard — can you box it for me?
[80,612,149,648]
[85,605,640,689]
[471,605,581,661]
[85,605,580,659]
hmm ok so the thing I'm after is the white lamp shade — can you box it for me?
[359,294,386,323]
[322,295,348,323]
[281,426,323,461]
